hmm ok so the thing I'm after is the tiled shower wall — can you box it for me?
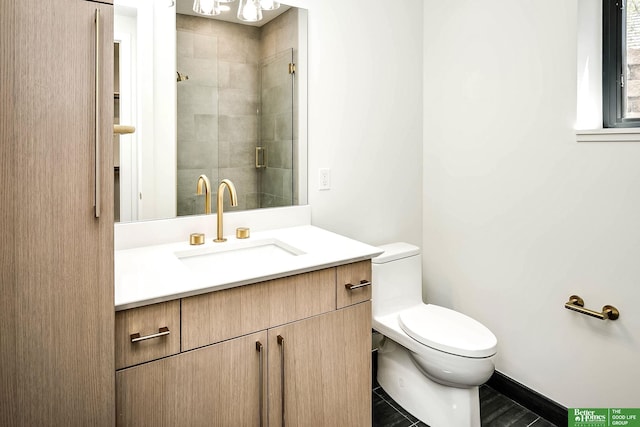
[175,10,298,216]
[176,14,260,215]
[176,26,219,215]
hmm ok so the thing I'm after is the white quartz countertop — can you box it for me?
[115,225,382,311]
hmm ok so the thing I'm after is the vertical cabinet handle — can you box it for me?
[94,8,101,218]
[277,334,285,427]
[256,341,264,427]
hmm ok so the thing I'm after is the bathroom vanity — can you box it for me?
[114,224,379,426]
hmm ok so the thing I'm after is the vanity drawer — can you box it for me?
[336,261,372,309]
[115,300,181,370]
[181,268,336,350]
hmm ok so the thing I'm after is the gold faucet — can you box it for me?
[215,179,238,242]
[196,174,212,214]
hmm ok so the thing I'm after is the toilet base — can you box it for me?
[377,338,481,427]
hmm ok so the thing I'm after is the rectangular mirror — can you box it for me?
[113,0,307,223]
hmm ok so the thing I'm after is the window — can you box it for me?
[603,0,640,127]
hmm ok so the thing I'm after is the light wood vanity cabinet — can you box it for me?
[115,262,372,427]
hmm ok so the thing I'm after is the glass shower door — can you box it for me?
[258,48,294,208]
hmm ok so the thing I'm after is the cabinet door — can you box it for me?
[268,302,372,427]
[1,1,114,426]
[337,260,372,309]
[182,268,336,350]
[115,300,181,369]
[116,330,268,427]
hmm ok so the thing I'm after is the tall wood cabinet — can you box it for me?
[1,0,115,426]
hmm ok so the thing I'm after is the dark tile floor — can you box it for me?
[372,383,558,427]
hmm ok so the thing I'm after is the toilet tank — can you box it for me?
[371,242,422,317]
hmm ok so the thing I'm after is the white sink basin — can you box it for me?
[175,238,305,274]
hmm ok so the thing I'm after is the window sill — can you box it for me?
[576,128,640,142]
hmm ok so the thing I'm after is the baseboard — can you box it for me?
[486,371,567,426]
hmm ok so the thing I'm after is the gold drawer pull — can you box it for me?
[345,280,372,291]
[130,326,170,343]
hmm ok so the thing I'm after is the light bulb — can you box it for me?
[201,0,215,13]
[243,3,257,20]
[260,0,279,11]
[237,0,262,22]
[193,0,220,16]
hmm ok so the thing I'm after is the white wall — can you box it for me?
[307,0,424,246]
[423,0,640,407]
[150,2,177,219]
[116,0,176,221]
[114,11,138,222]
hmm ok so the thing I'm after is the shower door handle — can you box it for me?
[255,146,267,168]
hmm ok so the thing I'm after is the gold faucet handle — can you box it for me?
[236,227,250,239]
[190,233,205,245]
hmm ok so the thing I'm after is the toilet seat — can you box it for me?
[398,304,497,358]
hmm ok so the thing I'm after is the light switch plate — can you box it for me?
[319,168,331,190]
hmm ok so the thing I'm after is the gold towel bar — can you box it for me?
[564,295,619,320]
[113,124,136,135]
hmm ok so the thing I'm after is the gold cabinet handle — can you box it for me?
[277,334,285,427]
[94,8,101,218]
[345,280,372,291]
[256,341,264,427]
[130,326,170,343]
[564,295,620,320]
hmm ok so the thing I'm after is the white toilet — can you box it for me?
[372,242,497,427]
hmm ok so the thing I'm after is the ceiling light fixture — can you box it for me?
[192,0,220,16]
[192,0,280,23]
[259,0,279,11]
[237,0,262,22]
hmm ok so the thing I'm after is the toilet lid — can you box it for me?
[398,305,497,358]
